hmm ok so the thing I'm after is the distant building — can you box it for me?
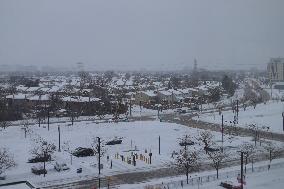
[267,58,284,82]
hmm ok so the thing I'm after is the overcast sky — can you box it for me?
[0,0,283,71]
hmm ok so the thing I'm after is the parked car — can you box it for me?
[179,141,194,146]
[204,146,220,152]
[72,147,94,157]
[0,175,6,180]
[31,165,47,175]
[54,161,69,172]
[77,167,82,173]
[119,117,129,122]
[106,138,123,145]
[220,181,241,189]
[28,154,51,163]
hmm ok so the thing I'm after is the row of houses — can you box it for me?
[134,88,201,106]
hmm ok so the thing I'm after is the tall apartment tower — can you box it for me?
[193,58,197,71]
[267,58,284,82]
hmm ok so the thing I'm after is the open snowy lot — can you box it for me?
[194,100,284,133]
[0,120,282,186]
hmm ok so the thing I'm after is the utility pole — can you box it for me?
[129,100,132,116]
[97,137,101,175]
[47,107,50,131]
[43,150,46,177]
[282,112,284,131]
[158,135,161,155]
[241,152,244,189]
[58,126,61,152]
[221,114,224,151]
[221,114,224,142]
[236,100,239,123]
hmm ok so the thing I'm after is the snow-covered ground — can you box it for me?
[117,158,284,189]
[194,100,284,133]
[0,120,275,187]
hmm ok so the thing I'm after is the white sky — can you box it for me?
[0,0,283,71]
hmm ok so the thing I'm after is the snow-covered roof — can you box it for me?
[142,90,157,97]
[6,93,27,100]
[27,94,50,101]
[39,87,51,92]
[16,85,28,91]
[158,90,172,96]
[188,88,199,92]
[169,89,183,95]
[49,86,61,92]
[62,96,101,102]
[25,87,40,92]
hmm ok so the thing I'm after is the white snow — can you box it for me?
[0,120,269,187]
[194,100,284,133]
[116,158,284,189]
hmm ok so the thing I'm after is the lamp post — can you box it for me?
[97,137,101,175]
[221,115,224,151]
[58,126,61,152]
[237,151,244,189]
[241,151,244,189]
[158,135,161,155]
[282,112,284,131]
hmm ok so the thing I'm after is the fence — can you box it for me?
[140,160,284,189]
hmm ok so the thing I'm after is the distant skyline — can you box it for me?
[1,0,283,71]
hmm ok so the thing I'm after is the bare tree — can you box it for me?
[175,148,199,184]
[197,130,214,154]
[91,137,106,161]
[178,134,194,150]
[0,98,11,130]
[239,143,255,173]
[264,142,282,168]
[0,119,11,130]
[207,146,228,179]
[0,148,16,176]
[21,119,32,138]
[30,138,56,161]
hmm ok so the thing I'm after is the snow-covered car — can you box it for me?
[54,161,70,171]
[119,117,129,122]
[220,181,241,189]
[106,137,123,145]
[0,175,6,180]
[72,147,94,157]
[179,141,194,146]
[204,146,220,152]
[28,154,51,163]
[31,165,47,175]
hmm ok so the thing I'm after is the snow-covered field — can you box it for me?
[194,100,284,133]
[118,158,284,189]
[0,119,272,186]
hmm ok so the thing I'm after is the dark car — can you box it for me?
[72,147,94,157]
[106,139,122,145]
[179,141,194,146]
[204,146,220,152]
[28,154,51,163]
[220,181,241,189]
[31,166,47,175]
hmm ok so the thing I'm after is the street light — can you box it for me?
[282,112,284,131]
[97,137,101,175]
[237,151,244,189]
